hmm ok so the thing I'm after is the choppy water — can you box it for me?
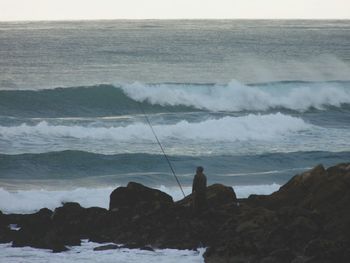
[1,18,350,263]
[0,19,350,213]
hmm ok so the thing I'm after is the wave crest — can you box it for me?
[0,113,310,142]
[121,80,350,112]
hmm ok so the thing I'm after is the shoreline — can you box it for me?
[0,162,349,262]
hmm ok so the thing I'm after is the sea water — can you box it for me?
[0,20,350,262]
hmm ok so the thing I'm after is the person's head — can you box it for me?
[196,166,204,174]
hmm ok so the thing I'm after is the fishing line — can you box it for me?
[138,103,186,198]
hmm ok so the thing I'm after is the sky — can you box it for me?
[0,0,349,21]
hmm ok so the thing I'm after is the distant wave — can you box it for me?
[0,113,310,142]
[0,80,350,117]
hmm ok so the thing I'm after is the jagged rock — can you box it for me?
[1,163,350,262]
[264,163,350,211]
[205,163,350,263]
[265,164,327,208]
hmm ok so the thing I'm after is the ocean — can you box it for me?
[0,20,350,261]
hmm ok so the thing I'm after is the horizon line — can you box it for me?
[1,18,350,23]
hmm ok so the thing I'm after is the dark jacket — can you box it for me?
[192,172,207,194]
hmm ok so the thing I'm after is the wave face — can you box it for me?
[121,80,350,112]
[1,150,349,184]
[1,81,350,117]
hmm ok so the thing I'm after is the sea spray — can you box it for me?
[121,80,350,112]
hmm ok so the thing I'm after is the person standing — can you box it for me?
[192,166,207,213]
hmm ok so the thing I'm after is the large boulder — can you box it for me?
[176,183,237,209]
[11,208,70,252]
[205,163,350,263]
[109,182,174,212]
[263,163,350,212]
[52,202,110,239]
[52,202,86,235]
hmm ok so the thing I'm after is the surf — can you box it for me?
[1,80,350,118]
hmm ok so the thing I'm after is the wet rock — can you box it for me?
[0,226,14,243]
[264,248,295,263]
[52,202,85,229]
[93,244,119,251]
[0,211,8,227]
[120,243,155,251]
[109,182,174,213]
[176,184,236,209]
[1,162,350,261]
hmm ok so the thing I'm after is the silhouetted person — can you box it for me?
[192,166,207,213]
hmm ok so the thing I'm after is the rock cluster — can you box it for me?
[0,163,349,263]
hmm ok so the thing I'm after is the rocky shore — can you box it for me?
[1,163,350,263]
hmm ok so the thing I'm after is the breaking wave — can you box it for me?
[0,80,349,117]
[0,113,310,142]
[121,80,350,112]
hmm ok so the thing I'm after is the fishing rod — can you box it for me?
[138,103,186,198]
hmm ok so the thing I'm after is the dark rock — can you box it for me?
[20,208,53,232]
[93,244,120,251]
[109,182,174,212]
[140,246,155,252]
[0,226,15,243]
[52,244,69,253]
[176,184,236,209]
[266,164,327,208]
[302,238,350,262]
[84,207,111,233]
[0,211,8,227]
[265,163,350,212]
[2,162,350,262]
[52,202,85,229]
[267,248,295,263]
[120,243,155,251]
[10,208,57,250]
[205,163,350,263]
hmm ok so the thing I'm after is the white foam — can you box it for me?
[0,184,280,214]
[0,240,206,263]
[233,183,281,198]
[121,80,350,112]
[0,187,114,214]
[0,113,311,142]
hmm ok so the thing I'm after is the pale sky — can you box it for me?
[0,0,349,21]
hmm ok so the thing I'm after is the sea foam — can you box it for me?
[121,80,350,112]
[0,241,206,263]
[0,113,310,142]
